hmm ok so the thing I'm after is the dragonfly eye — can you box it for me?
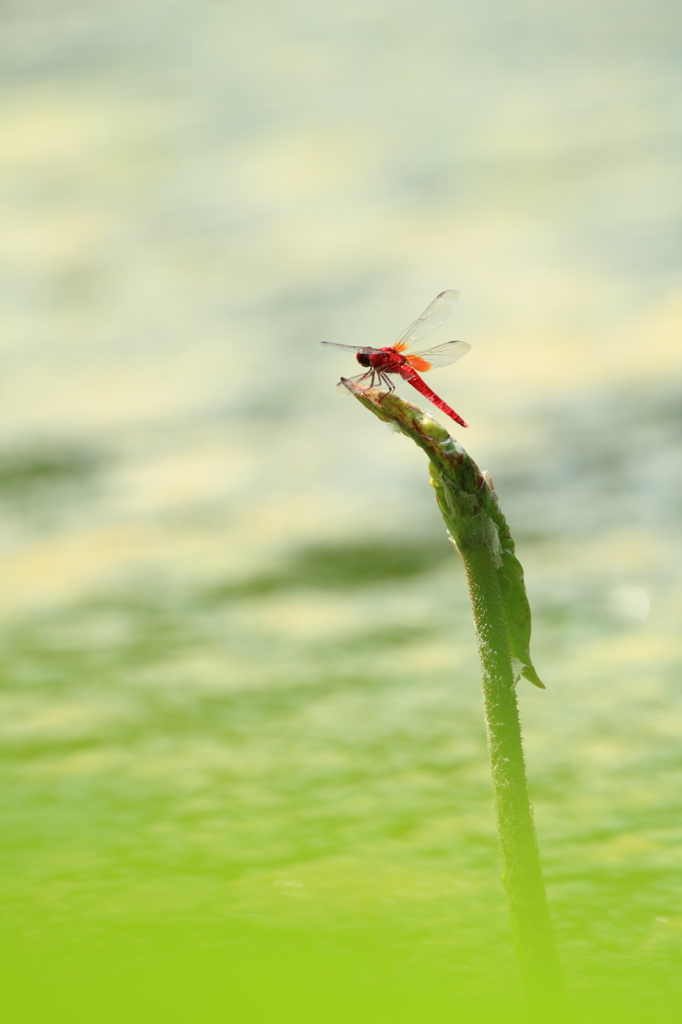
[356,352,371,367]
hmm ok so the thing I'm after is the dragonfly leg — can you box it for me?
[376,373,395,401]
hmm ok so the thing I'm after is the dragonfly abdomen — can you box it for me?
[398,366,468,428]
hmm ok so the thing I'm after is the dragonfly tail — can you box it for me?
[401,369,468,428]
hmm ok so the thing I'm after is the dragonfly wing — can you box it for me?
[336,372,367,393]
[394,290,460,349]
[337,370,397,395]
[320,341,368,352]
[406,340,471,369]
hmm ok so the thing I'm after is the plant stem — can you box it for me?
[343,382,570,1018]
[461,541,567,1016]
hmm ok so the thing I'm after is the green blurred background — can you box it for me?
[1,1,682,1020]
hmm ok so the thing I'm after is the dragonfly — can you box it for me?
[321,290,470,427]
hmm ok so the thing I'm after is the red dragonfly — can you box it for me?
[321,290,471,427]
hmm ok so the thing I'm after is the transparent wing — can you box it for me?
[320,340,369,353]
[336,371,396,395]
[394,290,460,349]
[408,340,471,369]
[336,373,366,393]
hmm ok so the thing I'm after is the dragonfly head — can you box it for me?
[356,352,371,367]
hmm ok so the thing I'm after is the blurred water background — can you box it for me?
[2,0,682,1020]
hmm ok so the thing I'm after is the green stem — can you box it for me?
[462,541,567,1016]
[344,382,569,1017]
